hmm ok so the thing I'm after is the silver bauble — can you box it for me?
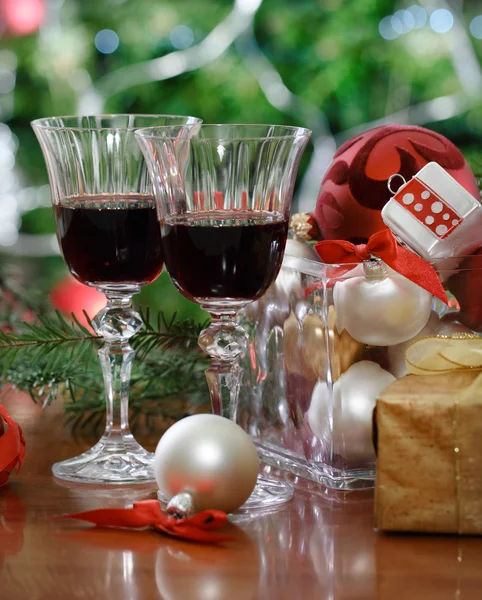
[334,261,433,346]
[308,361,396,463]
[154,414,259,514]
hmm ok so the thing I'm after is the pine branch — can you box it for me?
[132,308,208,358]
[0,309,210,431]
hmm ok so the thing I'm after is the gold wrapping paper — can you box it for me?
[375,336,482,535]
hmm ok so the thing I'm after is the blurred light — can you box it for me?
[259,71,290,110]
[391,13,404,35]
[235,0,263,14]
[0,50,18,70]
[77,89,104,115]
[430,9,454,33]
[0,220,19,246]
[94,29,120,54]
[407,5,427,28]
[379,16,399,40]
[470,15,482,39]
[0,69,16,94]
[169,25,194,50]
[403,9,415,31]
[0,195,18,217]
[0,124,12,146]
[0,171,16,192]
[0,146,15,169]
[68,69,92,93]
[4,0,45,35]
[392,10,415,33]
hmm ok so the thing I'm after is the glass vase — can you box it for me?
[238,242,482,490]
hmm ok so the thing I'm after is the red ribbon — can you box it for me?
[314,229,447,304]
[0,404,26,490]
[54,499,232,544]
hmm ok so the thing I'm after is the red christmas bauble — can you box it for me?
[314,125,479,243]
[1,0,45,36]
[447,249,482,332]
[50,276,106,327]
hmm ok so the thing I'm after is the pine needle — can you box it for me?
[0,309,209,432]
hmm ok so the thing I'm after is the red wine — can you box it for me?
[54,194,163,286]
[161,210,288,302]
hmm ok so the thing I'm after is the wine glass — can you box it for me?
[136,124,311,508]
[32,114,201,484]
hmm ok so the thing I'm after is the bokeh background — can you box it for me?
[1,0,481,321]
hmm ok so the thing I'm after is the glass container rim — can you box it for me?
[135,123,312,142]
[283,250,482,277]
[30,114,202,132]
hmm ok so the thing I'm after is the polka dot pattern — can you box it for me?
[393,177,462,240]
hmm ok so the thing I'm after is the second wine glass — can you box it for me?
[136,124,311,508]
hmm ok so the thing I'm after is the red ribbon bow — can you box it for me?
[314,229,447,304]
[55,500,232,544]
[0,404,26,490]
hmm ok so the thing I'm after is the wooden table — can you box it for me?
[1,389,482,600]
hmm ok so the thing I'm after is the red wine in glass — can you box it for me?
[54,194,163,286]
[161,210,288,301]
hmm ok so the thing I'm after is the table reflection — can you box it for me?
[155,527,260,600]
[0,488,26,572]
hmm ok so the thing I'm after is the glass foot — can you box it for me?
[237,474,293,512]
[52,435,155,485]
[157,473,293,514]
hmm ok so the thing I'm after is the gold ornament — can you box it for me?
[290,213,315,241]
[283,307,364,382]
[301,308,364,381]
[283,312,318,381]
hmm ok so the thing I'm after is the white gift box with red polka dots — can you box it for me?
[381,162,482,261]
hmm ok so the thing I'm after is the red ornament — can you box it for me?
[0,488,27,573]
[0,405,25,490]
[50,276,106,328]
[313,125,479,243]
[447,249,482,332]
[1,0,45,36]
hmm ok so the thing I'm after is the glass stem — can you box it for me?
[205,361,242,419]
[98,343,134,440]
[93,291,144,445]
[198,311,249,420]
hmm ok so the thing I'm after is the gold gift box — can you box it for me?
[375,337,482,535]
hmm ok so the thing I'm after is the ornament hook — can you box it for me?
[166,491,196,519]
[387,174,407,195]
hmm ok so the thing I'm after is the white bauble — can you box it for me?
[284,238,321,261]
[334,263,433,346]
[154,414,259,514]
[308,361,396,463]
[387,311,471,378]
